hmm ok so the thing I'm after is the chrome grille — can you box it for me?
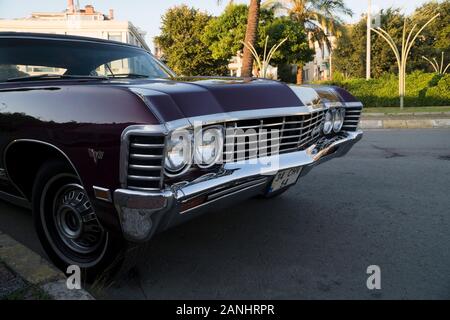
[342,107,362,131]
[224,111,325,162]
[126,135,165,190]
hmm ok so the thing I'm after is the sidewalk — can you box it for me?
[0,231,94,300]
[360,112,450,129]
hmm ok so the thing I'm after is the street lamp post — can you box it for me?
[366,0,371,80]
[372,13,440,109]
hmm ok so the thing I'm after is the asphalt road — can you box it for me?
[1,129,449,299]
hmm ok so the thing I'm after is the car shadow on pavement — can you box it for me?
[104,188,352,300]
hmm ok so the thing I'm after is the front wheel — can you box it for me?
[32,161,135,283]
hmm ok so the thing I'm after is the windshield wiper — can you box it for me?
[109,73,150,79]
[5,74,109,83]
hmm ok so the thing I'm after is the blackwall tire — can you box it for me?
[31,160,136,283]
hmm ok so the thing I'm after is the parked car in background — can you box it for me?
[0,32,363,281]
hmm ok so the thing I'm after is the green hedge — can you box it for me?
[315,71,450,107]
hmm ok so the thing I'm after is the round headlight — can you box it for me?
[323,110,333,135]
[164,130,192,175]
[333,108,345,133]
[194,126,224,168]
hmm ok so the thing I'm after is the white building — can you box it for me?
[303,35,336,83]
[0,0,149,51]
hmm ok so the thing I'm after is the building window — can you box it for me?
[108,33,122,42]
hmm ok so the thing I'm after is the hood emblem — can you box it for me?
[88,148,104,164]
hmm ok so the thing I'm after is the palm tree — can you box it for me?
[241,0,261,77]
[217,0,261,77]
[263,0,353,83]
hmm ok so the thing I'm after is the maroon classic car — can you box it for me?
[0,32,363,280]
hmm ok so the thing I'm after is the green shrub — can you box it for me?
[315,71,450,107]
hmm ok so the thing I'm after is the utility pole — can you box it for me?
[366,0,371,80]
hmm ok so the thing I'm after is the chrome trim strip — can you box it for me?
[345,102,364,107]
[206,178,268,201]
[129,164,162,170]
[128,186,162,191]
[165,106,327,130]
[93,186,112,203]
[131,143,165,148]
[128,175,161,181]
[130,154,163,160]
[324,102,343,108]
[181,179,268,214]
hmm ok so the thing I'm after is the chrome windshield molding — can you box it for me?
[119,124,168,189]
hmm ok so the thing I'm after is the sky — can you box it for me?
[0,0,434,45]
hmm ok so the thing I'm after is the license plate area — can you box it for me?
[268,167,302,193]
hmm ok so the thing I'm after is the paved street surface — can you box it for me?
[1,129,449,299]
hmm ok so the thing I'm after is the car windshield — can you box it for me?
[0,37,174,82]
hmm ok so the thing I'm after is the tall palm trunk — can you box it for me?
[241,0,260,77]
[296,63,304,84]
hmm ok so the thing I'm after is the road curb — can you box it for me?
[360,118,450,129]
[0,231,94,300]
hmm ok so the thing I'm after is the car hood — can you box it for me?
[123,77,358,123]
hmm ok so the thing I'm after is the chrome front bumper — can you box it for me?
[114,130,363,242]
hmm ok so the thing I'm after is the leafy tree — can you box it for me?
[155,5,228,76]
[261,17,314,67]
[332,26,360,78]
[216,0,262,77]
[263,0,353,83]
[203,4,274,62]
[409,0,449,72]
[333,1,449,78]
[204,4,313,81]
[334,8,405,78]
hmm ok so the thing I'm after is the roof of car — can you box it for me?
[0,32,144,50]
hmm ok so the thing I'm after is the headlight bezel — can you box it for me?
[323,107,346,135]
[194,125,224,169]
[333,108,346,133]
[164,129,193,177]
[323,109,334,135]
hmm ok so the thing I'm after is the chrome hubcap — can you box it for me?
[52,184,104,255]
